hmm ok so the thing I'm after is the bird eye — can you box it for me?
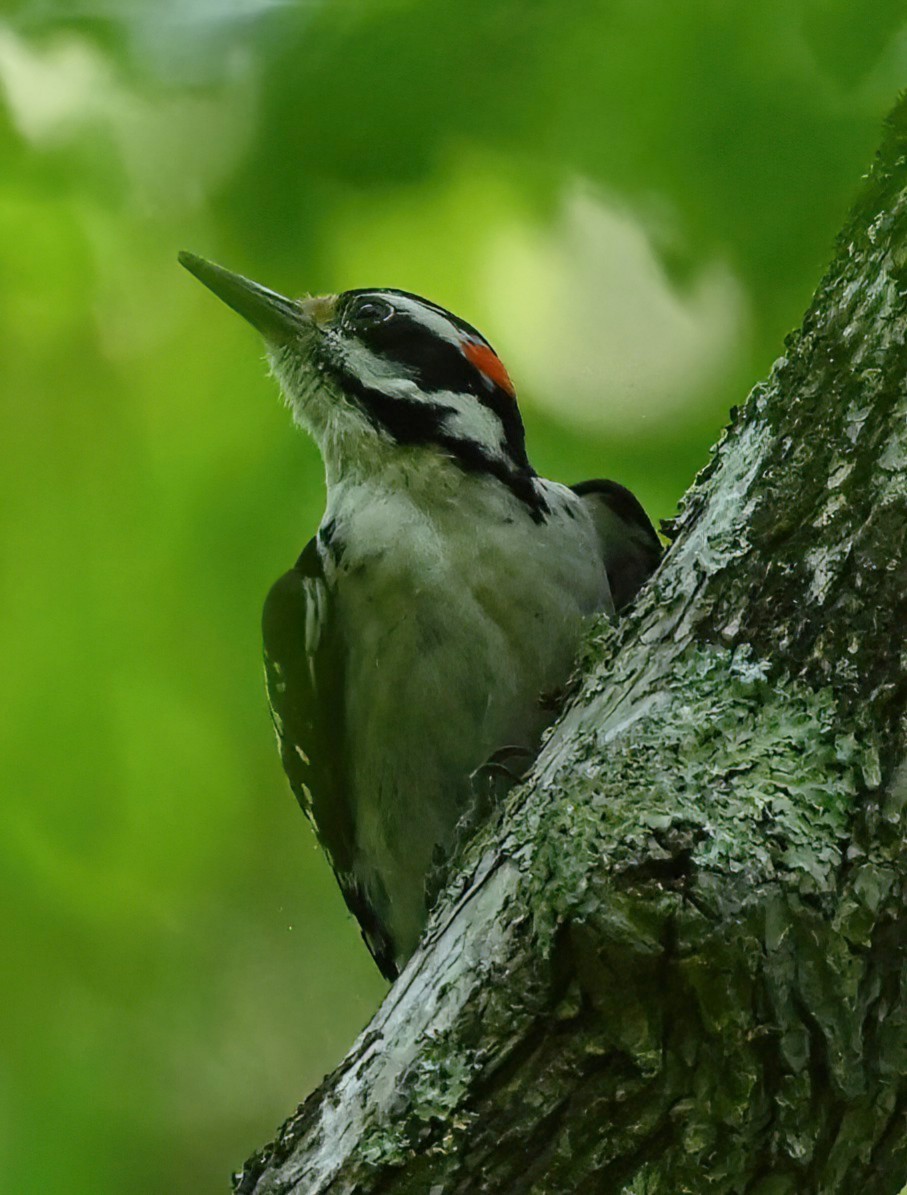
[348,298,394,327]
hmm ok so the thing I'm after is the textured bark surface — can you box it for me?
[234,99,907,1194]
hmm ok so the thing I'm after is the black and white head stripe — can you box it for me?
[339,289,516,401]
[318,289,542,510]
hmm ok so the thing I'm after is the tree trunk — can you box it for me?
[234,98,907,1195]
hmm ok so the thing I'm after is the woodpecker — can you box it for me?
[179,251,662,981]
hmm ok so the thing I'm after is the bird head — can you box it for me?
[179,252,537,505]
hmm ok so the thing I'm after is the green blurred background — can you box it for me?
[1,2,904,1191]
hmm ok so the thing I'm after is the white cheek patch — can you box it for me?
[337,338,508,458]
[338,337,419,391]
[437,390,508,458]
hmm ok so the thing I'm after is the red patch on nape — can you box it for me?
[461,339,516,399]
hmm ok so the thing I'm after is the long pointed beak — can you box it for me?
[178,251,308,345]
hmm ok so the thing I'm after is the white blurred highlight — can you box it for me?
[0,26,254,215]
[485,185,748,433]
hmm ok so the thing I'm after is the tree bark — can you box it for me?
[234,98,907,1194]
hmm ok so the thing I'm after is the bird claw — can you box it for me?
[476,743,535,782]
[469,743,535,812]
[425,745,536,911]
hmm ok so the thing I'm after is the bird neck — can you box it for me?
[317,428,547,525]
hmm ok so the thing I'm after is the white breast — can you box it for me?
[323,466,611,964]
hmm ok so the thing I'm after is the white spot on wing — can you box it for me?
[303,577,327,656]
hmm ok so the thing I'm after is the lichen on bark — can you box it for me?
[234,96,907,1195]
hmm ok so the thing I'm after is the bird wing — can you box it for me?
[262,537,398,980]
[572,479,662,610]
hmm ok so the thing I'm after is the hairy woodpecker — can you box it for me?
[179,251,661,980]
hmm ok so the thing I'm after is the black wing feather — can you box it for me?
[572,478,662,610]
[262,539,354,872]
[262,538,398,979]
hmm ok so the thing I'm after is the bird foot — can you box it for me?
[425,744,536,911]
